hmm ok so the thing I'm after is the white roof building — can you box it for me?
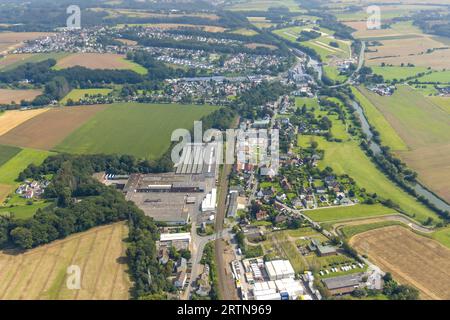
[265,260,295,281]
[160,232,191,244]
[201,188,217,212]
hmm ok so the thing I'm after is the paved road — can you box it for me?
[332,214,434,237]
[329,41,365,88]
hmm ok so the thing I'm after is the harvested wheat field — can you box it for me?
[0,105,107,150]
[0,54,33,70]
[55,53,133,70]
[0,108,49,136]
[350,226,450,300]
[0,89,43,105]
[0,32,51,54]
[0,222,130,300]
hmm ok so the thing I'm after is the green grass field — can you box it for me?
[0,52,69,71]
[340,221,404,239]
[295,97,319,109]
[0,201,50,220]
[323,65,347,83]
[55,103,219,159]
[0,145,21,167]
[0,148,52,185]
[432,227,450,249]
[352,87,407,151]
[229,28,259,36]
[358,85,450,149]
[305,204,396,223]
[428,97,450,114]
[119,57,148,75]
[60,88,114,104]
[371,66,429,81]
[298,135,438,224]
[416,70,450,84]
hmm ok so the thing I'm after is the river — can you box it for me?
[351,101,450,212]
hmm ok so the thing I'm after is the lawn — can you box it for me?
[323,65,347,83]
[295,97,319,109]
[305,204,396,223]
[0,144,21,167]
[0,148,52,185]
[371,66,429,81]
[298,135,438,224]
[55,103,219,159]
[352,87,407,151]
[60,88,113,104]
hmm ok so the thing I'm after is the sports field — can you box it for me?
[54,53,147,75]
[61,89,114,104]
[359,85,450,202]
[305,204,396,223]
[55,103,219,159]
[0,105,108,151]
[350,226,450,300]
[0,222,130,300]
[298,135,438,224]
[351,87,407,151]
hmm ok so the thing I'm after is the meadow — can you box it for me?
[427,97,450,114]
[298,135,438,224]
[305,204,397,223]
[55,103,219,159]
[0,148,52,185]
[0,222,130,300]
[0,145,21,167]
[61,89,114,104]
[358,85,450,202]
[417,71,450,84]
[370,66,429,81]
[351,87,407,151]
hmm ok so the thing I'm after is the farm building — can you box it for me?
[322,273,364,295]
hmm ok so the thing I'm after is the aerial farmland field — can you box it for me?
[0,105,108,150]
[54,53,147,74]
[298,135,438,224]
[358,86,450,202]
[0,108,49,136]
[61,89,114,104]
[304,204,397,223]
[55,103,219,159]
[0,222,130,300]
[350,226,450,300]
[0,89,43,104]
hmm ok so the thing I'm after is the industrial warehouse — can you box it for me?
[100,143,219,225]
